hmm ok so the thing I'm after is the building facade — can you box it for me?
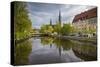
[72,7,97,33]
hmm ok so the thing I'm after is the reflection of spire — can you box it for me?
[50,44,52,48]
[59,47,61,56]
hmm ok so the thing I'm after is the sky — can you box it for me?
[27,2,96,29]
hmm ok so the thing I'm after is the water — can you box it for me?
[14,37,97,65]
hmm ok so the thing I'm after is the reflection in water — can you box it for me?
[72,44,97,61]
[54,38,73,51]
[14,40,32,65]
[41,37,53,45]
[57,38,96,61]
[15,37,97,65]
[40,37,97,61]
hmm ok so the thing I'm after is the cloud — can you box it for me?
[27,2,96,29]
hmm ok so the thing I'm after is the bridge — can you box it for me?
[31,33,50,37]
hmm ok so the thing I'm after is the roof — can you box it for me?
[72,7,97,23]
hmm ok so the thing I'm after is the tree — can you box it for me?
[61,24,72,35]
[14,2,32,40]
[40,24,54,34]
[54,22,62,35]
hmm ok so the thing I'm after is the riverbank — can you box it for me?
[49,35,97,45]
[15,33,50,44]
[15,33,97,45]
[15,35,32,44]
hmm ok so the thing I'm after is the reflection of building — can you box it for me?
[72,7,97,33]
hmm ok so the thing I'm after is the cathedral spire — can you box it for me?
[59,10,61,24]
[50,19,52,26]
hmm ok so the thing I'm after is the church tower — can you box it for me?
[50,19,52,26]
[58,10,61,25]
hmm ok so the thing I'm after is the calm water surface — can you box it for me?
[14,37,97,65]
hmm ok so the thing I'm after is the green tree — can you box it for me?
[14,2,32,40]
[61,24,72,35]
[40,24,54,34]
[82,27,96,34]
[54,22,62,35]
[40,25,48,33]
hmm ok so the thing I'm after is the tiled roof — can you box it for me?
[72,7,97,23]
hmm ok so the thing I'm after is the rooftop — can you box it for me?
[72,7,97,23]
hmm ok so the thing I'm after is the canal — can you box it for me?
[14,37,97,65]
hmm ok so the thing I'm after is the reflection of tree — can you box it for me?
[61,40,74,50]
[14,40,32,65]
[54,38,74,56]
[40,37,97,61]
[54,38,73,51]
[72,44,97,61]
[41,37,54,45]
[54,38,62,48]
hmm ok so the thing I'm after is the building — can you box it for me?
[72,7,97,33]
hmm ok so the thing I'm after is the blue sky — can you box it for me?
[27,2,96,29]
